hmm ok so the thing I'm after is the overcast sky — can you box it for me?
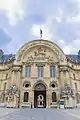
[0,0,80,54]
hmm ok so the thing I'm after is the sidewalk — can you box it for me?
[0,108,20,118]
[61,108,80,118]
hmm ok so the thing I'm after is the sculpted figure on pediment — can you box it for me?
[15,40,66,63]
[27,55,55,62]
[34,47,46,57]
[48,56,54,62]
[27,55,34,61]
[25,46,58,62]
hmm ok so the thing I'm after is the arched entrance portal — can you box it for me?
[34,83,46,108]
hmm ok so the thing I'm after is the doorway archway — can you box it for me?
[34,83,46,108]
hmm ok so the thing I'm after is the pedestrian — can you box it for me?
[31,102,32,108]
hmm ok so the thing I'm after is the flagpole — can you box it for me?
[40,25,42,39]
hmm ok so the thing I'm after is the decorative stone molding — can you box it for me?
[59,66,70,72]
[34,47,46,56]
[49,81,58,87]
[26,55,56,63]
[23,81,31,87]
[12,66,22,72]
[15,40,65,62]
[47,62,59,66]
[32,81,48,91]
[22,62,33,66]
[34,83,46,91]
[36,63,45,66]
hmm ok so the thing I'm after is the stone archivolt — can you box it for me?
[16,40,65,63]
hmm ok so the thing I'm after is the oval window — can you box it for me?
[51,84,55,88]
[25,84,29,88]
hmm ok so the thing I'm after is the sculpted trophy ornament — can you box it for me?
[26,47,56,62]
[60,83,75,99]
[34,47,46,56]
[6,84,19,102]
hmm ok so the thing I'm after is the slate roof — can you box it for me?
[66,53,80,63]
[0,54,15,64]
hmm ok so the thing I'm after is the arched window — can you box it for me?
[24,92,29,102]
[52,92,57,102]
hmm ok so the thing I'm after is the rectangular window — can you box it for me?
[26,66,31,77]
[38,66,43,78]
[50,66,55,77]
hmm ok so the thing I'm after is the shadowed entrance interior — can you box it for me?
[34,83,46,108]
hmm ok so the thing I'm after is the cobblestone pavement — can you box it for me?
[0,108,80,120]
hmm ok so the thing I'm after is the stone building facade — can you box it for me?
[0,39,80,108]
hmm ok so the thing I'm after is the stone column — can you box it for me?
[31,63,37,78]
[66,71,70,84]
[16,71,21,87]
[55,65,59,79]
[19,90,23,108]
[46,90,49,108]
[69,72,73,86]
[11,70,15,85]
[44,64,50,78]
[32,90,34,108]
[29,90,34,108]
[22,65,25,78]
[46,90,51,108]
[60,71,64,87]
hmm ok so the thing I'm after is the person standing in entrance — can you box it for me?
[31,102,32,108]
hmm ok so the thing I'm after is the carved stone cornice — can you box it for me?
[36,63,45,66]
[59,66,70,72]
[12,66,22,72]
[22,62,34,66]
[47,62,59,66]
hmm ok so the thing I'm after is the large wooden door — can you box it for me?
[34,83,46,108]
[34,90,46,108]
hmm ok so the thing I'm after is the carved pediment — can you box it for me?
[26,47,56,62]
[16,40,65,63]
[34,47,46,56]
[27,55,55,62]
